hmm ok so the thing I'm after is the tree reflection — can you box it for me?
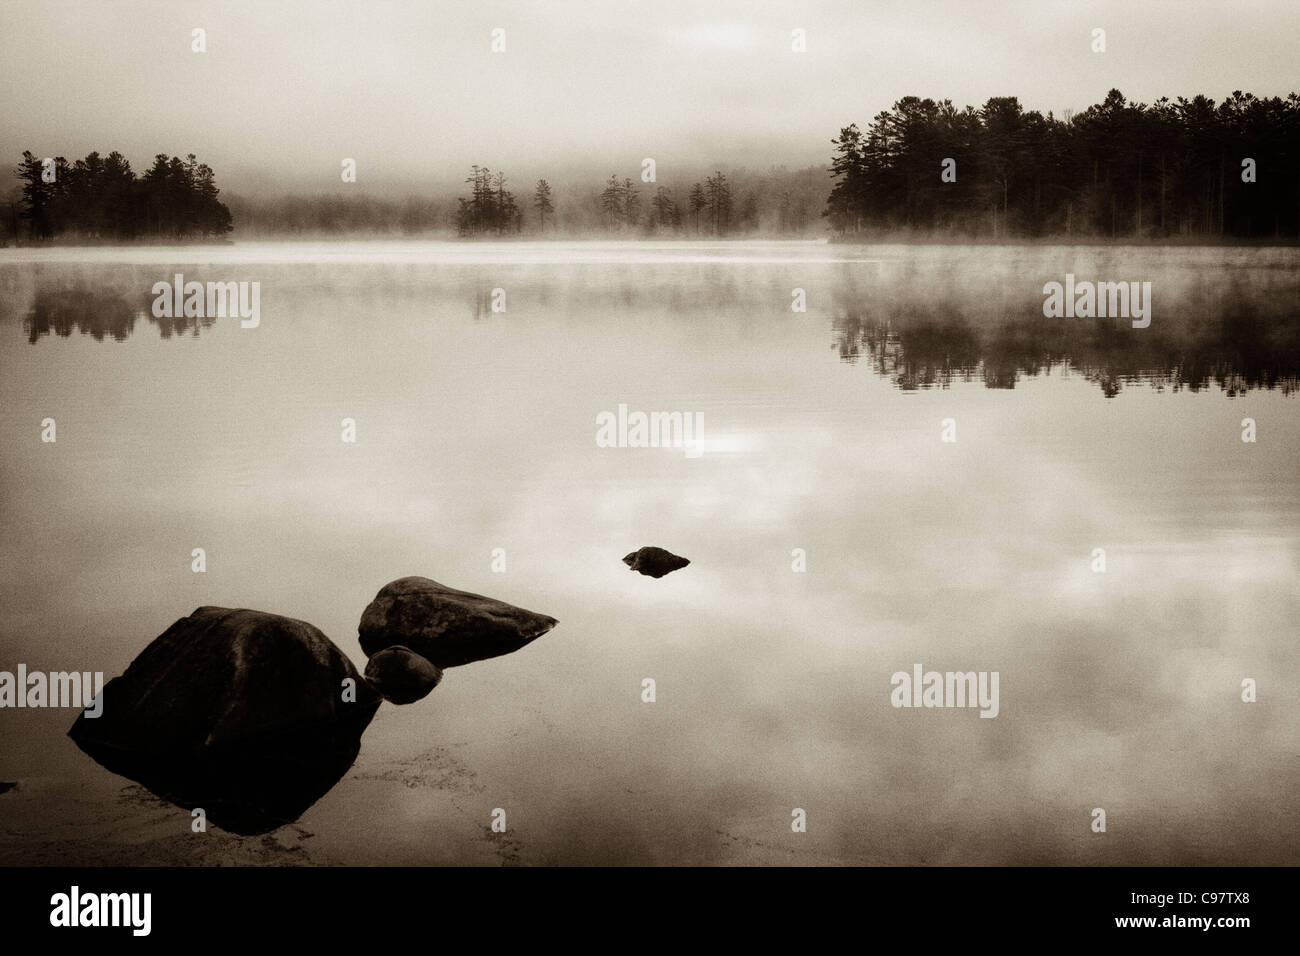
[21,286,216,342]
[833,282,1300,397]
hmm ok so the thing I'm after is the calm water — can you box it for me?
[1,240,1297,865]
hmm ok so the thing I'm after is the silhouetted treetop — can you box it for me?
[14,150,233,241]
[827,90,1300,239]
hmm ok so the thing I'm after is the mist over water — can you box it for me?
[0,241,1296,864]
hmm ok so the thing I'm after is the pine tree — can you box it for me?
[533,179,554,230]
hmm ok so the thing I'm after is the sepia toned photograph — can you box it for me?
[0,0,1295,927]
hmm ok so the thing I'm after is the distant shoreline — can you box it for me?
[828,235,1300,248]
[2,238,237,249]
[4,235,1300,249]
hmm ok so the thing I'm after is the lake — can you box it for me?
[0,240,1296,865]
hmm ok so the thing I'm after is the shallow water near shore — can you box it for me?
[0,240,1297,865]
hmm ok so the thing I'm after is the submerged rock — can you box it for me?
[623,546,690,578]
[68,607,381,835]
[358,577,558,668]
[364,646,442,704]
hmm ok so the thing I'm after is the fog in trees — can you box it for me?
[10,89,1293,243]
[533,179,554,231]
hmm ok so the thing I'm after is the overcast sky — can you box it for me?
[1,0,1297,195]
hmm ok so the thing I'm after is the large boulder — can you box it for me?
[623,546,690,578]
[68,607,381,835]
[364,646,442,704]
[358,577,558,667]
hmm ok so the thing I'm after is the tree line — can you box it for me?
[223,192,444,236]
[455,167,749,236]
[594,172,738,233]
[456,165,522,235]
[456,166,803,236]
[4,157,826,240]
[12,150,233,241]
[826,89,1300,239]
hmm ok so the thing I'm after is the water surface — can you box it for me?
[1,240,1296,865]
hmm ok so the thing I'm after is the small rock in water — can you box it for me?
[364,646,443,704]
[358,577,558,668]
[623,546,690,578]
